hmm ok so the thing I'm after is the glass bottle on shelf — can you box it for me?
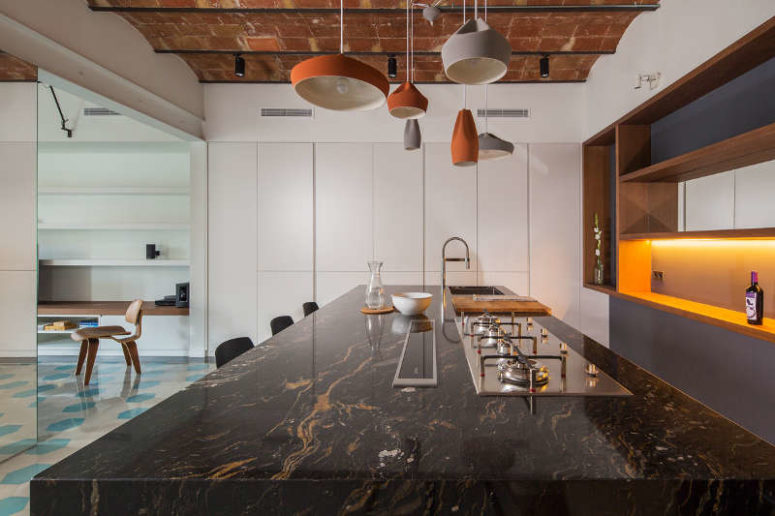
[365,260,385,309]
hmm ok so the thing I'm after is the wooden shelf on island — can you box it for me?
[620,122,775,183]
[620,228,775,240]
[613,291,775,344]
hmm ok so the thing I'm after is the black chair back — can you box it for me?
[302,302,319,317]
[215,337,255,369]
[270,316,294,336]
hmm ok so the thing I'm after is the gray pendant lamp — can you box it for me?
[441,0,510,85]
[404,119,422,150]
[478,85,513,160]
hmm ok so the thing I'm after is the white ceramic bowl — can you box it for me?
[391,292,433,315]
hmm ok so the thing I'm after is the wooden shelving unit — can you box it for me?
[581,17,775,344]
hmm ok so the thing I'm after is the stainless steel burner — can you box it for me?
[479,324,506,348]
[497,358,549,387]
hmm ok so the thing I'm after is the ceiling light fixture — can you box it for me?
[422,3,442,25]
[387,1,428,119]
[234,54,245,78]
[404,119,422,150]
[540,55,550,78]
[441,0,511,85]
[290,0,388,111]
[388,55,397,78]
[451,87,478,166]
[477,2,513,161]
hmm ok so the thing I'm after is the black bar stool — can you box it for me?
[302,302,319,317]
[270,316,294,336]
[215,337,255,368]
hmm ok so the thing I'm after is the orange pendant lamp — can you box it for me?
[451,106,478,167]
[387,1,428,119]
[291,1,388,111]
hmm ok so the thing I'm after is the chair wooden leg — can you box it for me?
[75,341,88,375]
[84,339,100,386]
[126,341,142,374]
[120,343,132,366]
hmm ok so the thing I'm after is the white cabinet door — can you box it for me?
[477,143,528,272]
[0,271,35,358]
[529,143,581,328]
[0,143,35,271]
[257,143,314,271]
[257,271,313,343]
[316,271,368,307]
[373,143,423,273]
[208,143,258,351]
[100,315,190,357]
[424,143,477,275]
[315,143,373,272]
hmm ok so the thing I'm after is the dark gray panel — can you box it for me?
[651,57,775,163]
[610,296,775,445]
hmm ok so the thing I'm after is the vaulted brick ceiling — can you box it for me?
[87,0,658,83]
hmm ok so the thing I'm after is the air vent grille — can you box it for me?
[83,107,120,116]
[260,108,314,118]
[477,108,530,119]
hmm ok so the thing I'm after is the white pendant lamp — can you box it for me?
[404,119,422,150]
[478,85,513,160]
[290,0,388,111]
[441,0,510,85]
[387,0,428,119]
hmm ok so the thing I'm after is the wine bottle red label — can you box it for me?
[746,292,757,320]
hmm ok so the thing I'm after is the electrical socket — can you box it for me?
[652,271,664,281]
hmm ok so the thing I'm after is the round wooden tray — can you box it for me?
[360,306,394,314]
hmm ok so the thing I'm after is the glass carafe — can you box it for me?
[365,260,385,309]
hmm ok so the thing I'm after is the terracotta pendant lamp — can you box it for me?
[451,87,478,166]
[441,0,510,85]
[290,0,388,111]
[387,1,428,119]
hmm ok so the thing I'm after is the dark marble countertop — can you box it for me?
[31,286,775,515]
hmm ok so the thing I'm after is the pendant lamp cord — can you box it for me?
[411,2,415,82]
[484,0,488,132]
[406,0,410,79]
[340,0,344,53]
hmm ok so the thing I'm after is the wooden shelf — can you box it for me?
[38,301,189,317]
[620,228,775,240]
[614,291,775,344]
[38,222,189,231]
[39,259,189,267]
[620,122,775,183]
[583,283,617,295]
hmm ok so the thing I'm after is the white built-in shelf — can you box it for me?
[39,259,190,267]
[38,222,190,231]
[38,186,190,196]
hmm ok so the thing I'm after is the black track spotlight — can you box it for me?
[388,55,398,79]
[540,55,550,79]
[234,54,246,78]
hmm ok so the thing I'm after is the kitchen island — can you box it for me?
[31,286,775,514]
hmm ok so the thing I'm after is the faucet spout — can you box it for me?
[441,236,471,320]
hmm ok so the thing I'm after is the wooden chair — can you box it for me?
[71,299,143,385]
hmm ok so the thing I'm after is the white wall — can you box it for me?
[204,82,586,346]
[0,83,36,357]
[583,0,775,138]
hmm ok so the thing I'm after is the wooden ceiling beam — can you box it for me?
[90,5,659,14]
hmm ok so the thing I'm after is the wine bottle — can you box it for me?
[745,271,764,325]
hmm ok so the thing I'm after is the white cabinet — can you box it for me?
[315,143,373,272]
[424,143,477,274]
[257,143,314,271]
[0,271,35,357]
[373,143,423,272]
[208,143,258,349]
[0,143,36,271]
[529,143,581,328]
[257,271,313,343]
[477,144,528,272]
[316,271,368,307]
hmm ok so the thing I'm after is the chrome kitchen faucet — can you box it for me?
[441,236,470,320]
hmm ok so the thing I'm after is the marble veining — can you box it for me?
[30,287,775,515]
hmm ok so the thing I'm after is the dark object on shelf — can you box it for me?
[176,282,190,308]
[303,302,319,317]
[146,244,160,259]
[215,337,255,368]
[270,316,294,336]
[387,55,397,78]
[746,271,764,325]
[155,295,176,307]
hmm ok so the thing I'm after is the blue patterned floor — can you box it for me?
[0,360,214,515]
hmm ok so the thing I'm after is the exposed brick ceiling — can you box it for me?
[0,52,37,82]
[87,0,659,83]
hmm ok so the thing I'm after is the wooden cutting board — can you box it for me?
[451,296,551,315]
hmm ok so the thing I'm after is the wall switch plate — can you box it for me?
[652,270,664,280]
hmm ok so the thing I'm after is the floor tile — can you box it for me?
[0,496,28,516]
